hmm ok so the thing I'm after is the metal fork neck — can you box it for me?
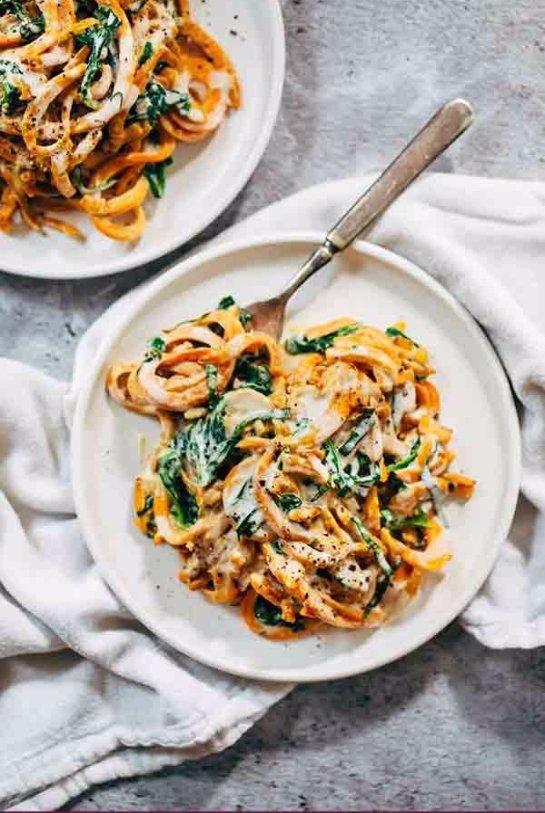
[282,238,339,301]
[278,99,473,308]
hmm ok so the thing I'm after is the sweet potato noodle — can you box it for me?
[107,299,476,640]
[0,0,239,240]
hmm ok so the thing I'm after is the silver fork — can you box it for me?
[245,98,474,338]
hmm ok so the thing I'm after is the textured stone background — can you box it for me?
[2,0,545,809]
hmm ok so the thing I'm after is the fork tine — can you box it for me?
[245,295,287,339]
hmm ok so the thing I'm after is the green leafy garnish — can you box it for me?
[177,396,290,486]
[0,0,45,39]
[321,440,351,495]
[234,353,272,396]
[205,363,219,406]
[285,324,360,355]
[218,295,236,309]
[253,595,303,630]
[0,80,21,114]
[138,41,153,65]
[128,78,190,123]
[364,575,391,616]
[385,326,419,346]
[355,453,382,485]
[378,472,406,507]
[158,445,199,529]
[144,158,173,199]
[387,439,421,472]
[0,0,44,39]
[77,6,120,108]
[0,58,22,76]
[136,493,153,517]
[72,166,117,196]
[338,409,375,456]
[143,335,166,363]
[229,477,264,538]
[217,295,252,327]
[276,493,302,512]
[239,308,252,328]
[324,440,352,493]
[183,399,229,486]
[271,540,283,554]
[18,8,43,38]
[0,62,25,114]
[380,507,429,531]
[351,515,393,580]
[253,595,284,626]
[320,441,380,498]
[237,507,262,538]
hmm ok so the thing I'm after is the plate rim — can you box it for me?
[0,0,285,281]
[71,231,522,682]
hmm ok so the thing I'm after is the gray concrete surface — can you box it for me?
[2,0,545,809]
[69,625,545,811]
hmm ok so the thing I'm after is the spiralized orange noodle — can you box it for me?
[107,298,476,640]
[0,0,239,240]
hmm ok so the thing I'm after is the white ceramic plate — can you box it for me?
[0,0,284,280]
[72,233,521,682]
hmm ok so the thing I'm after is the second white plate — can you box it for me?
[72,233,521,682]
[1,0,285,279]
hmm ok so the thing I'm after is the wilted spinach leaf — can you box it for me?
[285,324,360,355]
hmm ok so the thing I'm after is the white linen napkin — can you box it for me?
[2,173,545,810]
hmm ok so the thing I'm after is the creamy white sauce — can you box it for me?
[333,558,374,593]
[222,389,272,437]
[289,542,333,567]
[392,381,416,429]
[73,17,137,131]
[0,57,46,97]
[223,457,266,540]
[292,387,344,441]
[41,45,71,68]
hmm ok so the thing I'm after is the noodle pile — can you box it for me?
[107,299,476,640]
[0,0,239,240]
